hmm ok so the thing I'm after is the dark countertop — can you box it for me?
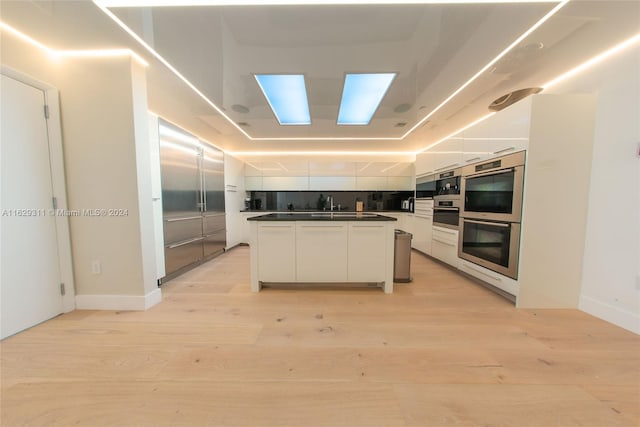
[240,209,408,213]
[247,213,397,221]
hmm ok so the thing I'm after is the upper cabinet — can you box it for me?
[355,161,414,190]
[245,160,414,191]
[416,97,533,176]
[245,160,309,191]
[309,161,356,177]
[415,138,462,176]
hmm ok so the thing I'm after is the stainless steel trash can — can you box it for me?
[394,229,412,283]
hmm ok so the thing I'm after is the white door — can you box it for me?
[1,74,64,339]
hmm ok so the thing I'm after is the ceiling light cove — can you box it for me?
[255,74,311,125]
[97,0,561,7]
[338,73,396,125]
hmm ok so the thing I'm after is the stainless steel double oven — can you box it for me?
[459,151,525,279]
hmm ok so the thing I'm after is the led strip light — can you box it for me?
[92,0,568,141]
[0,21,148,67]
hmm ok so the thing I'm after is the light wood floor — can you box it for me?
[1,247,639,426]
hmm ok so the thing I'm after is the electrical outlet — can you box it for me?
[636,274,640,291]
[91,260,101,275]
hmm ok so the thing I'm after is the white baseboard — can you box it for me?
[75,288,162,311]
[579,295,639,335]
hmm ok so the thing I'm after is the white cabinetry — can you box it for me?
[404,213,415,236]
[249,218,395,293]
[245,160,309,191]
[355,162,414,190]
[308,176,356,191]
[415,152,434,176]
[295,222,348,282]
[431,138,463,173]
[347,223,387,282]
[254,222,296,285]
[355,176,387,190]
[415,97,533,176]
[461,97,532,164]
[415,139,463,176]
[431,226,459,268]
[224,154,246,249]
[412,199,433,255]
[459,259,519,297]
[244,160,414,192]
[244,161,263,190]
[262,176,308,191]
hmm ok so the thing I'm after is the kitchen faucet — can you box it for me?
[327,195,335,211]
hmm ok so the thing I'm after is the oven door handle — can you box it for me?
[463,219,510,228]
[463,167,515,180]
[434,207,459,211]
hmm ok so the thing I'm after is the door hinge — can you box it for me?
[60,283,66,296]
[44,104,50,119]
[52,197,58,209]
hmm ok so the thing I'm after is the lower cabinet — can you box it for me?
[458,259,518,297]
[412,199,434,255]
[412,216,433,255]
[249,219,395,292]
[347,222,387,282]
[431,226,459,267]
[296,222,348,282]
[256,223,296,282]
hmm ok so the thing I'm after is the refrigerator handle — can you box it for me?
[199,150,206,212]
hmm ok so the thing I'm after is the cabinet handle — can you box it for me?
[433,238,455,247]
[168,236,204,249]
[463,219,510,228]
[493,147,515,155]
[301,225,344,229]
[464,167,515,180]
[166,216,201,222]
[352,225,384,228]
[433,227,457,235]
[260,225,293,228]
[463,263,502,282]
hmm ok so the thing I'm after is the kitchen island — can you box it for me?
[247,213,397,293]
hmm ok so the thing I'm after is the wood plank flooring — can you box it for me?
[1,246,639,426]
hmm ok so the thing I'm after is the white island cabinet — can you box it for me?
[248,213,396,293]
[347,222,388,282]
[296,222,348,282]
[256,223,296,282]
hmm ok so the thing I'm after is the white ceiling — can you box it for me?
[1,0,638,155]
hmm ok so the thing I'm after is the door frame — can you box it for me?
[1,65,76,313]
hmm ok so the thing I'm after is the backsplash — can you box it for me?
[249,191,414,211]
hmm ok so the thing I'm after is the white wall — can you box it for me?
[0,30,161,309]
[545,46,640,333]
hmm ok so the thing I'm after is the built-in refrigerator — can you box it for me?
[158,120,226,280]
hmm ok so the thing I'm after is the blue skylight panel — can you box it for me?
[337,73,396,125]
[254,74,311,125]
